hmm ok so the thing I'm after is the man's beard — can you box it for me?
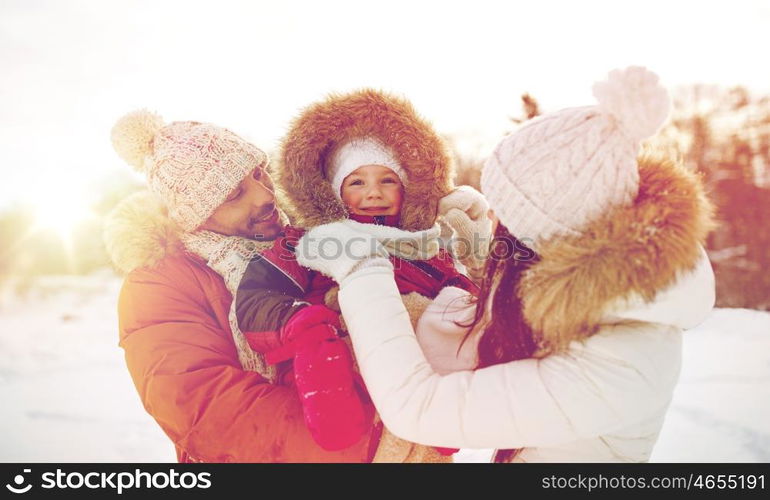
[252,227,279,241]
[249,205,281,240]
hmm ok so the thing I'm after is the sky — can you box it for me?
[1,0,769,211]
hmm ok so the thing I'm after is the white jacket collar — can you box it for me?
[604,246,715,330]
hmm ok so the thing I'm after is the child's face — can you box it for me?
[340,164,404,217]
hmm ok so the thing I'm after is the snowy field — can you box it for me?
[0,272,768,463]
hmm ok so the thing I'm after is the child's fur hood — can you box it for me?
[277,89,455,231]
[519,152,716,354]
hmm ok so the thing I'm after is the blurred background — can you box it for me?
[1,0,768,462]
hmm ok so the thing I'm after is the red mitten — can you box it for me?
[241,305,339,364]
[282,305,341,341]
[262,305,341,364]
[293,328,374,450]
[246,305,372,450]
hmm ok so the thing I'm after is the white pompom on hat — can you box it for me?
[111,110,164,171]
[593,66,671,141]
[326,137,406,200]
[481,66,671,251]
[111,110,268,232]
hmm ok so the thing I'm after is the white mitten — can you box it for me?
[438,186,493,277]
[296,220,393,284]
[438,185,489,222]
[342,219,442,261]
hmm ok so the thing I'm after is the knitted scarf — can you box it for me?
[180,228,278,381]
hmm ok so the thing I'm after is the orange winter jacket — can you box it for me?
[117,251,379,463]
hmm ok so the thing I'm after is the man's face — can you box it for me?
[200,166,283,240]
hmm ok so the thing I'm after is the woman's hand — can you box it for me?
[295,220,393,284]
[438,186,493,279]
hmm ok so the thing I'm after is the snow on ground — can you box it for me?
[650,307,770,462]
[0,272,174,462]
[0,273,768,463]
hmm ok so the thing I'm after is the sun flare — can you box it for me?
[29,185,94,242]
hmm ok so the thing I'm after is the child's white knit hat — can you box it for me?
[111,110,268,231]
[481,66,671,251]
[326,137,406,199]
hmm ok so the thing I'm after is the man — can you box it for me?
[103,110,379,462]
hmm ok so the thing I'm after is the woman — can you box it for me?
[294,67,716,462]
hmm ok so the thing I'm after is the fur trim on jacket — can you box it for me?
[520,152,716,355]
[103,190,183,275]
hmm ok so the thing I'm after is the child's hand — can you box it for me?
[243,305,342,363]
[281,304,341,344]
[293,337,374,450]
[244,304,374,450]
[267,304,374,451]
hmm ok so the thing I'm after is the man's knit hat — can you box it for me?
[481,66,671,251]
[326,136,406,200]
[111,110,268,231]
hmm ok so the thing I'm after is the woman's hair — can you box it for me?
[461,223,540,368]
[460,223,540,463]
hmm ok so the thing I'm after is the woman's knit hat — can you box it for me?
[481,66,671,251]
[110,110,268,231]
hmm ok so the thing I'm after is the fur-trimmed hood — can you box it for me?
[103,190,184,275]
[519,152,716,354]
[277,89,455,231]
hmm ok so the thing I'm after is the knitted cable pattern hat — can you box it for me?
[111,110,268,231]
[327,136,406,199]
[481,66,671,251]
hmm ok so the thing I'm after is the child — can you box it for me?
[255,89,485,461]
[232,159,473,459]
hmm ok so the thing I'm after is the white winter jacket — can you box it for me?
[337,248,714,462]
